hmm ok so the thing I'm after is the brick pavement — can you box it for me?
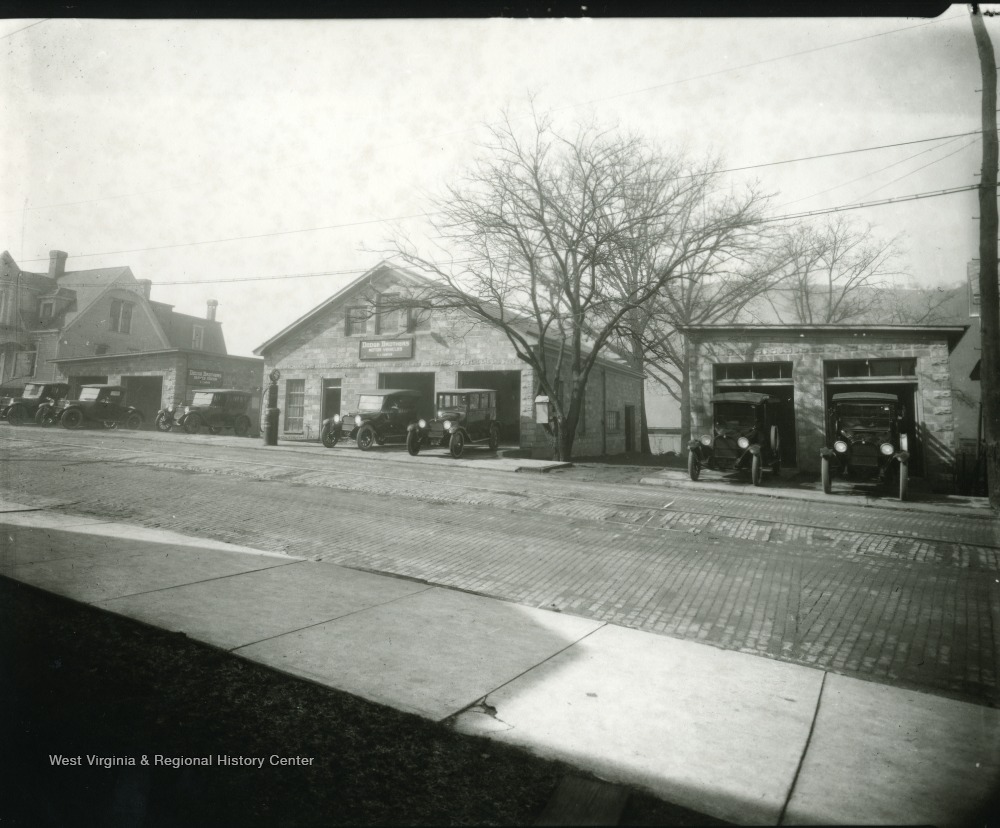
[2,430,998,706]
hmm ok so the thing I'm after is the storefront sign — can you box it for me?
[188,368,223,387]
[359,338,414,360]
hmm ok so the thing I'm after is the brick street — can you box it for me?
[2,427,998,707]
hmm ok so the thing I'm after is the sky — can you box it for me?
[1,10,996,356]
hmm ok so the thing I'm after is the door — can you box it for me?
[457,370,521,443]
[322,379,342,422]
[624,404,635,452]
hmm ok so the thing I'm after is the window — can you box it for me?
[714,362,793,381]
[824,358,916,379]
[0,290,8,323]
[406,306,431,332]
[346,307,367,336]
[38,301,55,325]
[12,346,36,377]
[191,325,204,350]
[606,409,621,432]
[376,293,401,334]
[284,380,305,432]
[110,299,133,334]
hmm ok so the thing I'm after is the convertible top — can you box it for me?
[831,392,900,404]
[710,391,778,405]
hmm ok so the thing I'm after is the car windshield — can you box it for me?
[22,383,44,398]
[713,402,757,428]
[837,403,894,430]
[190,392,219,407]
[437,393,466,410]
[357,395,388,413]
[78,387,102,401]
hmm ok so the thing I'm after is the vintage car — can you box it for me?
[321,388,424,450]
[406,388,500,459]
[54,384,144,430]
[155,389,254,436]
[820,391,910,500]
[687,391,782,486]
[0,382,70,426]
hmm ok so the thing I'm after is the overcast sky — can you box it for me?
[1,10,994,356]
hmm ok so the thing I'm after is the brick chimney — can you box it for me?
[207,300,218,321]
[48,250,68,280]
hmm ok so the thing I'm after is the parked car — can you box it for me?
[155,389,254,436]
[321,388,424,450]
[687,392,782,486]
[0,382,70,426]
[406,388,500,459]
[54,384,144,430]
[820,391,910,500]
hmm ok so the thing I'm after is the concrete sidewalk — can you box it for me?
[2,501,997,826]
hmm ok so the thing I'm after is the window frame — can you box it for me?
[606,409,622,433]
[191,324,205,350]
[284,379,306,433]
[110,299,134,334]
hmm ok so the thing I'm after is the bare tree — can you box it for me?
[387,113,770,461]
[761,217,907,324]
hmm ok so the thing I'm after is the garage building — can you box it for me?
[254,262,645,457]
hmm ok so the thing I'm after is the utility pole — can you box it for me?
[970,5,1000,509]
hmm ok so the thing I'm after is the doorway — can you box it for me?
[378,372,435,420]
[714,383,797,466]
[823,382,921,476]
[121,376,164,428]
[457,370,521,443]
[322,378,342,422]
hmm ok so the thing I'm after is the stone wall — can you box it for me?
[688,329,958,490]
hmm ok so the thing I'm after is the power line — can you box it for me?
[0,19,49,39]
[761,185,979,223]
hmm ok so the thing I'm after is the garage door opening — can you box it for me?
[121,376,164,429]
[457,370,521,444]
[712,383,796,466]
[378,372,435,420]
[823,382,921,476]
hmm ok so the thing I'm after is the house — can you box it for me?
[0,250,263,424]
[253,262,645,456]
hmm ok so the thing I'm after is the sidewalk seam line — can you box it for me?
[778,670,828,826]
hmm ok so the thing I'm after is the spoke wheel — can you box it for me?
[357,425,376,451]
[898,461,909,502]
[406,430,421,456]
[821,456,832,494]
[61,409,83,429]
[35,407,54,427]
[321,425,340,448]
[155,413,174,432]
[182,414,202,435]
[449,430,465,459]
[751,453,762,486]
[124,413,142,430]
[6,406,25,426]
[687,450,700,481]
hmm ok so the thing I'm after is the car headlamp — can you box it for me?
[879,442,894,456]
[437,410,444,419]
[700,434,711,446]
[834,440,848,453]
[354,415,362,426]
[333,414,341,424]
[418,418,426,429]
[737,437,750,449]
[443,420,452,431]
[168,404,176,414]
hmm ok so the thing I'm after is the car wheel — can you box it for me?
[233,416,250,437]
[35,407,54,427]
[821,456,832,494]
[103,421,119,430]
[124,412,143,431]
[751,453,762,486]
[488,424,500,451]
[449,430,465,459]
[321,425,339,448]
[183,414,202,435]
[687,450,700,481]
[6,405,26,426]
[154,412,173,432]
[357,425,376,451]
[898,460,909,502]
[406,430,421,456]
[61,409,83,429]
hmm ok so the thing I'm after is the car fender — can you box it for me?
[748,444,762,457]
[819,446,837,459]
[126,407,144,420]
[687,438,702,452]
[894,450,910,464]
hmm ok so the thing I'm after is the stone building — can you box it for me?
[683,323,968,491]
[0,249,263,425]
[254,262,645,456]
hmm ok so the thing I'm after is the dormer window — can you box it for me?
[110,299,133,334]
[191,325,204,350]
[39,301,55,325]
